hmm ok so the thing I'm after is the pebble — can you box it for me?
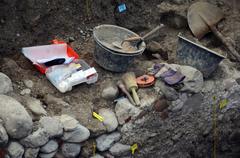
[58,115,79,132]
[25,97,47,116]
[61,142,81,158]
[39,151,57,158]
[7,142,24,158]
[24,148,39,158]
[40,117,63,138]
[62,124,90,143]
[90,154,104,158]
[101,83,119,100]
[24,80,34,88]
[96,132,121,151]
[40,140,58,153]
[115,98,141,125]
[20,128,49,148]
[20,88,31,95]
[0,95,33,139]
[0,72,13,94]
[0,123,8,146]
[99,108,118,132]
[109,143,131,156]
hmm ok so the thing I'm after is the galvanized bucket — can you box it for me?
[93,24,146,72]
[176,35,226,78]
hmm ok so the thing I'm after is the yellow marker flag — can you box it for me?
[219,99,228,109]
[93,112,104,122]
[130,143,138,154]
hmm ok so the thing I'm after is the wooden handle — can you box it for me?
[142,24,164,40]
[210,26,240,62]
[117,81,136,105]
[131,88,140,106]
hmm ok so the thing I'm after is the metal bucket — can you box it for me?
[176,35,226,78]
[93,25,146,72]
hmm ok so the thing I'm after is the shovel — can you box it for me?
[112,24,164,49]
[187,2,240,62]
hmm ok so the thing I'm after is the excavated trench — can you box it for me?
[0,0,240,157]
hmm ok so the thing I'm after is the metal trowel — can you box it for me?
[112,24,164,49]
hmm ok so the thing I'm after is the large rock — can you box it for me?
[40,140,58,153]
[44,94,70,108]
[101,83,119,100]
[0,123,8,146]
[155,80,179,101]
[58,115,79,132]
[24,97,47,116]
[109,143,131,156]
[0,95,33,139]
[167,64,204,93]
[96,132,121,151]
[7,142,24,158]
[61,142,81,158]
[20,128,49,148]
[99,108,118,132]
[24,148,39,158]
[39,117,63,138]
[62,124,90,143]
[115,98,141,125]
[0,72,13,94]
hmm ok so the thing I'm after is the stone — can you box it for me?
[154,97,169,112]
[58,115,79,132]
[101,83,119,100]
[39,151,57,158]
[167,64,204,93]
[39,117,63,138]
[90,154,104,158]
[0,124,8,146]
[115,98,141,125]
[7,142,24,158]
[24,80,34,88]
[40,140,58,153]
[96,132,121,151]
[0,95,33,139]
[61,142,81,158]
[62,124,90,143]
[20,128,49,148]
[24,148,39,158]
[20,88,31,95]
[81,139,95,158]
[155,80,179,101]
[44,94,70,108]
[25,97,47,116]
[146,41,168,60]
[223,79,237,90]
[0,72,13,94]
[99,108,118,132]
[109,143,131,156]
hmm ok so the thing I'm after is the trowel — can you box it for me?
[112,24,164,50]
[187,2,240,62]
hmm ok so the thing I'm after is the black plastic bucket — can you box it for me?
[93,25,146,72]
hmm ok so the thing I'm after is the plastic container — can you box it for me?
[46,60,98,93]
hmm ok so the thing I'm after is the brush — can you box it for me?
[117,80,136,105]
[122,72,140,106]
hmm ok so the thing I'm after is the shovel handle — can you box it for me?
[210,26,240,62]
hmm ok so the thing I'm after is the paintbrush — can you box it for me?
[122,72,140,106]
[117,80,136,105]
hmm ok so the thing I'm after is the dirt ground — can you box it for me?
[1,0,240,157]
